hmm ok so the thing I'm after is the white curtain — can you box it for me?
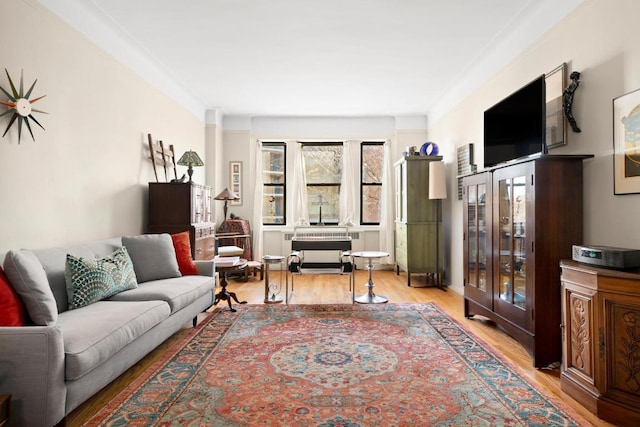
[379,140,395,264]
[251,140,264,260]
[291,141,309,225]
[339,140,360,226]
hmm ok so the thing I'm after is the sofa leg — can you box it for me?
[192,316,198,327]
[55,417,67,427]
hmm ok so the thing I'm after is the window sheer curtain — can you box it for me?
[379,140,395,264]
[252,140,264,260]
[291,142,309,225]
[339,140,360,226]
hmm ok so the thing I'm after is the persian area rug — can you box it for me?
[86,304,585,426]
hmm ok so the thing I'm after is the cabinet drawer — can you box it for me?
[194,236,216,260]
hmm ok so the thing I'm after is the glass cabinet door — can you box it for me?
[463,173,492,311]
[495,165,529,321]
[467,184,489,291]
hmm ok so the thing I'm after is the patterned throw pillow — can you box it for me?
[65,247,138,310]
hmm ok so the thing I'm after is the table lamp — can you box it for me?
[177,150,204,183]
[215,187,240,229]
[312,194,329,225]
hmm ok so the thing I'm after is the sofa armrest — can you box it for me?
[0,325,66,427]
[194,259,215,277]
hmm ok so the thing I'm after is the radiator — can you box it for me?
[285,230,361,264]
[262,229,375,268]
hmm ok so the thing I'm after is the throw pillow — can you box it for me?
[171,232,199,275]
[3,250,58,326]
[65,247,138,310]
[0,265,27,326]
[121,234,181,283]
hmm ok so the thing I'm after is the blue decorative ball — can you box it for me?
[421,142,439,156]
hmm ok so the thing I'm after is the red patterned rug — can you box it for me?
[85,304,586,426]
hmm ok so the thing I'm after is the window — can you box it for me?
[302,143,342,225]
[361,142,384,225]
[262,142,286,225]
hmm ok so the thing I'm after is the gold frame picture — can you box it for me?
[613,88,640,195]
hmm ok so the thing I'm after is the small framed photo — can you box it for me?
[613,88,640,194]
[545,63,567,149]
[229,161,242,205]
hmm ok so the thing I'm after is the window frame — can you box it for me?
[262,142,287,226]
[360,141,384,225]
[302,142,343,226]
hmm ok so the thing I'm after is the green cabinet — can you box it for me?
[394,156,443,287]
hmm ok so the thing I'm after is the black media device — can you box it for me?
[483,75,547,168]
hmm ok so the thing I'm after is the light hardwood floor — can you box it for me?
[67,270,611,426]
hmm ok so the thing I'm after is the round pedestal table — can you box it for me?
[351,251,389,304]
[263,255,285,303]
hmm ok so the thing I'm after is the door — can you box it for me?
[463,172,492,310]
[493,162,532,327]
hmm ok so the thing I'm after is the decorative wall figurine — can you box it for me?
[0,69,47,142]
[563,71,581,133]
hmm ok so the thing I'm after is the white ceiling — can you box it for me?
[37,0,583,119]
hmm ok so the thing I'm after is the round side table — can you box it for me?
[351,251,389,304]
[263,255,285,303]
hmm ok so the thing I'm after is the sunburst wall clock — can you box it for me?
[0,69,47,143]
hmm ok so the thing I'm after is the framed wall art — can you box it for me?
[229,161,243,205]
[613,88,640,195]
[545,63,567,149]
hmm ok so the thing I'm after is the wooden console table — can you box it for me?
[560,260,640,426]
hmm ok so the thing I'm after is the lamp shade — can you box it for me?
[312,194,329,205]
[177,150,204,167]
[214,187,240,201]
[429,161,447,200]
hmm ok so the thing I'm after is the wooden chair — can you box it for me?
[148,133,177,182]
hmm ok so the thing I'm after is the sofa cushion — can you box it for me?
[171,232,199,275]
[57,300,170,381]
[218,245,244,257]
[31,238,123,313]
[3,250,58,326]
[108,275,214,313]
[0,265,27,326]
[65,247,138,310]
[122,234,181,283]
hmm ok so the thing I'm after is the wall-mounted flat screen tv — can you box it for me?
[484,75,546,168]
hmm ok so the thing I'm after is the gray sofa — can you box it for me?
[0,234,216,427]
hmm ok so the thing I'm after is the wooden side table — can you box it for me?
[0,394,10,427]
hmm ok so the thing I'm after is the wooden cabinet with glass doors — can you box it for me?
[462,155,590,367]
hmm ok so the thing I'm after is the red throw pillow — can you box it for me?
[171,232,199,275]
[0,265,27,326]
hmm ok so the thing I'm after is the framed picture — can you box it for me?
[545,63,567,149]
[229,161,242,205]
[613,88,640,195]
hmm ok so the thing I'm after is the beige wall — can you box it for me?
[428,0,640,293]
[0,0,206,253]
